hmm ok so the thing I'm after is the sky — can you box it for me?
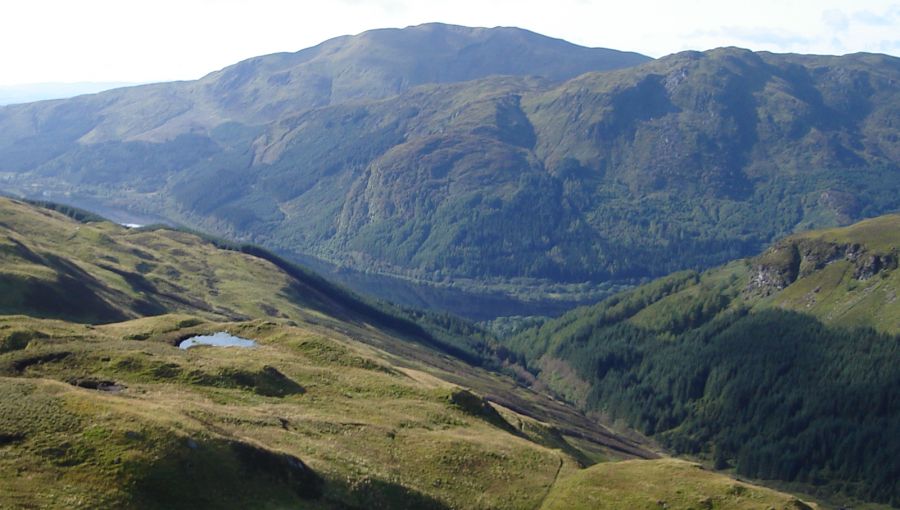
[1,0,898,86]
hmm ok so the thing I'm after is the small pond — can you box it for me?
[179,332,256,350]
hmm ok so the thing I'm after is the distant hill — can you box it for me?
[0,82,136,105]
[1,25,898,301]
[505,214,900,505]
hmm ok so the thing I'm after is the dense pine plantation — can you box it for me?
[517,308,899,503]
[507,218,900,506]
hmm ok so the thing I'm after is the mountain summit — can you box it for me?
[0,23,648,145]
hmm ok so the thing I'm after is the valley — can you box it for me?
[1,19,898,510]
[0,196,823,509]
[2,182,628,320]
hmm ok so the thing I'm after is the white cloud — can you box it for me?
[687,26,812,49]
[823,9,851,32]
[854,9,893,25]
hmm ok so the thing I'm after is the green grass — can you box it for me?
[540,459,814,510]
[793,214,900,253]
[0,315,568,509]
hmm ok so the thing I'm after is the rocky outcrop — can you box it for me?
[747,239,897,295]
[844,243,899,280]
[746,243,801,295]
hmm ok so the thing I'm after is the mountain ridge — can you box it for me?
[0,23,649,146]
[1,26,898,313]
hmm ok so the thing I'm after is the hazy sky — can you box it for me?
[1,0,898,86]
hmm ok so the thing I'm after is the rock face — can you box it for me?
[845,245,899,280]
[748,238,898,295]
[748,244,801,295]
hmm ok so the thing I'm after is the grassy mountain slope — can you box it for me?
[0,196,334,323]
[0,197,819,509]
[0,196,506,363]
[541,459,815,510]
[0,316,571,509]
[506,214,900,506]
[0,315,813,510]
[0,197,645,452]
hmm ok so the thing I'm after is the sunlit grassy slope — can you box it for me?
[590,212,900,336]
[603,213,900,336]
[541,459,814,510]
[0,316,574,509]
[0,197,814,509]
[765,214,900,332]
[0,196,353,324]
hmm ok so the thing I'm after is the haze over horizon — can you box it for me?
[1,0,898,89]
